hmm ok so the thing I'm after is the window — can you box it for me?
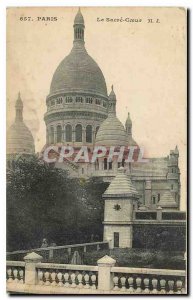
[86,125,92,143]
[95,159,99,170]
[86,97,93,104]
[50,100,55,106]
[118,162,121,168]
[152,196,156,204]
[95,99,101,105]
[66,124,72,142]
[114,232,119,248]
[122,158,125,167]
[66,97,73,103]
[75,124,82,142]
[103,101,107,108]
[56,98,63,104]
[104,158,107,170]
[109,161,112,170]
[76,97,83,103]
[171,184,174,190]
[158,193,160,201]
[82,168,84,174]
[95,126,100,137]
[56,125,62,143]
[50,127,54,144]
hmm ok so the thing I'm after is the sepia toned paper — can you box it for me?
[6,7,187,295]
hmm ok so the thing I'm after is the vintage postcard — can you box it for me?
[6,7,187,294]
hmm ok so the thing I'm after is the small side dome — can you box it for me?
[7,93,35,155]
[7,123,35,155]
[95,114,128,147]
[158,190,178,209]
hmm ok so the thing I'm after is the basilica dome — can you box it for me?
[7,93,35,155]
[95,114,128,147]
[49,9,107,98]
[50,45,107,97]
[45,9,108,147]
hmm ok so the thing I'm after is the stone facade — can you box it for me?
[43,9,181,212]
[7,9,181,214]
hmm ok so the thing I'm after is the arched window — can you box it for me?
[122,158,125,167]
[86,125,92,143]
[152,196,156,204]
[56,125,62,143]
[158,193,160,201]
[109,161,112,170]
[95,158,99,170]
[75,124,82,142]
[95,126,100,137]
[66,124,72,142]
[104,158,107,170]
[50,127,54,144]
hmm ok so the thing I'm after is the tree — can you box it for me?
[7,156,109,251]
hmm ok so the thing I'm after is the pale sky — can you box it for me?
[7,7,186,210]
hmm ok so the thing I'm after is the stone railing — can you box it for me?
[7,261,25,285]
[6,241,109,261]
[6,252,186,294]
[111,266,186,294]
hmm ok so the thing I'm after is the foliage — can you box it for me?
[7,156,109,251]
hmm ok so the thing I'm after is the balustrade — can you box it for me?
[7,265,25,285]
[36,267,98,289]
[6,254,186,294]
[111,274,185,294]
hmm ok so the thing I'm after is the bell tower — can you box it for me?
[15,92,23,122]
[108,85,116,115]
[73,8,85,44]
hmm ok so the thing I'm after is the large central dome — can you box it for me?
[50,45,107,97]
[49,9,107,98]
[45,9,108,147]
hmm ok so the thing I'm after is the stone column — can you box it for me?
[62,126,65,143]
[97,255,116,291]
[99,159,103,171]
[92,130,95,145]
[72,128,75,144]
[54,128,57,144]
[156,206,162,221]
[113,159,118,172]
[82,127,86,144]
[24,252,43,285]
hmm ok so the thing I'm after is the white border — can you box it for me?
[0,0,191,299]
